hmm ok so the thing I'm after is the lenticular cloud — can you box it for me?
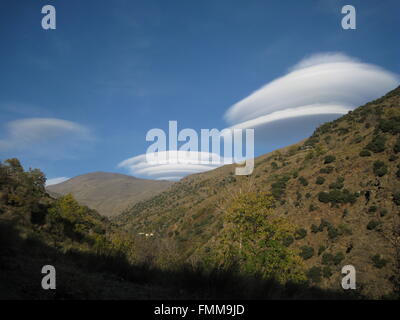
[225,53,399,130]
[118,151,233,181]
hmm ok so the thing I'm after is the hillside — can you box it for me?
[1,159,348,299]
[115,87,400,298]
[47,172,173,217]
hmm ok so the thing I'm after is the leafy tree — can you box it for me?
[215,192,305,283]
[316,177,325,185]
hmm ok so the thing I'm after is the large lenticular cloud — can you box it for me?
[225,53,399,130]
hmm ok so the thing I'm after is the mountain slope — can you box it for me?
[47,172,174,217]
[115,87,400,298]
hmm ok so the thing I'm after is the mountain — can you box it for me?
[47,172,174,217]
[115,87,400,298]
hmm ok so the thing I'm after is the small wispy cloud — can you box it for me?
[225,53,399,130]
[118,151,233,181]
[46,177,70,186]
[0,118,93,156]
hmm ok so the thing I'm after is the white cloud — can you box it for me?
[225,53,399,129]
[118,150,233,181]
[0,118,92,155]
[46,177,70,186]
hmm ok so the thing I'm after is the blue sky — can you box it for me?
[0,0,399,183]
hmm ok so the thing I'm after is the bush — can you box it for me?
[299,176,308,186]
[366,135,386,153]
[307,267,322,283]
[378,117,400,134]
[311,224,319,233]
[318,189,357,205]
[328,226,339,240]
[318,219,331,232]
[283,236,294,247]
[367,220,381,230]
[373,161,388,177]
[359,150,371,157]
[371,254,388,269]
[320,166,334,174]
[295,228,307,240]
[322,253,334,265]
[316,177,325,185]
[318,245,326,256]
[324,155,336,164]
[308,204,317,212]
[333,252,345,265]
[380,209,388,217]
[329,177,344,190]
[394,192,400,205]
[299,246,314,260]
[322,266,332,278]
[394,138,400,153]
[318,192,330,203]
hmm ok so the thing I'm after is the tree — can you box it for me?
[215,191,306,283]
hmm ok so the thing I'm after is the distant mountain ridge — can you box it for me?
[47,172,174,217]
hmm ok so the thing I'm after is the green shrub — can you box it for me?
[378,117,400,134]
[367,220,381,230]
[299,176,309,186]
[318,192,330,203]
[318,219,331,232]
[328,226,339,240]
[324,155,336,164]
[309,204,317,212]
[320,166,334,174]
[316,177,325,185]
[333,252,345,265]
[282,235,294,247]
[380,209,388,217]
[359,150,371,157]
[318,245,326,256]
[329,177,344,190]
[295,228,307,240]
[318,189,357,205]
[368,205,377,213]
[371,254,388,268]
[299,246,314,260]
[394,138,400,153]
[311,224,319,233]
[366,135,386,153]
[322,253,334,265]
[394,192,400,205]
[307,267,322,283]
[322,266,332,278]
[373,161,388,177]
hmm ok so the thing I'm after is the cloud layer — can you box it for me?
[225,53,399,129]
[119,53,399,181]
[46,177,70,186]
[118,150,233,181]
[0,118,92,157]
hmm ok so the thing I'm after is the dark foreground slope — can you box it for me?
[115,87,400,299]
[47,172,173,217]
[0,159,351,299]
